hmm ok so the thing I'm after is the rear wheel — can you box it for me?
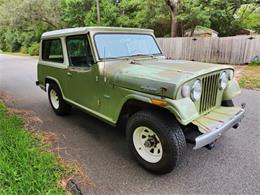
[48,83,71,115]
[126,110,186,174]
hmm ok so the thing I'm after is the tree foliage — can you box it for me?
[0,0,259,54]
[236,3,260,33]
[177,0,210,36]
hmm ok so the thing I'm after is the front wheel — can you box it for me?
[221,100,234,107]
[126,110,186,174]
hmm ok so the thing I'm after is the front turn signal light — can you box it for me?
[151,100,168,107]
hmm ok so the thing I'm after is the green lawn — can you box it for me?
[239,65,260,90]
[0,101,67,194]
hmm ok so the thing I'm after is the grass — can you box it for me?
[238,64,260,90]
[0,101,68,194]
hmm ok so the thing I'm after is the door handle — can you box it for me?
[67,72,72,76]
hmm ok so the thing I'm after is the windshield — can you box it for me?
[94,33,162,59]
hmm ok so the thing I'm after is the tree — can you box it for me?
[96,0,101,24]
[84,0,119,26]
[165,0,179,37]
[117,0,145,27]
[62,0,94,27]
[236,3,260,33]
[0,0,63,53]
[0,0,63,29]
[139,0,171,37]
[177,0,210,36]
[207,0,260,36]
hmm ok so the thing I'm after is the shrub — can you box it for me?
[20,46,28,54]
[250,61,260,66]
[4,30,21,52]
[250,56,260,66]
[28,42,40,56]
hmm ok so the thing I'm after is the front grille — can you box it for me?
[199,73,220,113]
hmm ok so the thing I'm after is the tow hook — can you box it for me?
[241,103,246,109]
[233,123,239,129]
[205,142,215,150]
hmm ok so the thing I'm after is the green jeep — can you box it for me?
[36,27,245,174]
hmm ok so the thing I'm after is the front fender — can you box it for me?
[165,98,199,125]
[115,89,199,126]
[222,79,241,100]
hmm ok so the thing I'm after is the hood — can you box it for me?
[104,58,232,98]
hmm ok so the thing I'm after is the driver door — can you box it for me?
[65,35,99,111]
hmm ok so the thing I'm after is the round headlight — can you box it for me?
[181,85,190,98]
[191,80,202,101]
[219,71,228,89]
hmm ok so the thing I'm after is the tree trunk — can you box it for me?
[96,0,101,24]
[190,26,196,37]
[166,0,179,37]
[171,9,178,37]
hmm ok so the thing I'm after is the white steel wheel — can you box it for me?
[127,110,186,174]
[133,126,163,163]
[50,89,59,109]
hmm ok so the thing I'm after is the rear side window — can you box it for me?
[42,39,64,63]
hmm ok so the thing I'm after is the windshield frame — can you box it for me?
[93,32,163,60]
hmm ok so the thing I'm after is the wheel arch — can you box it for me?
[45,77,65,98]
[115,93,199,127]
[116,96,176,127]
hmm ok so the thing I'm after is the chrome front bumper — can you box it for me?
[193,106,245,150]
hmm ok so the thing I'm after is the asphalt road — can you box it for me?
[0,54,259,194]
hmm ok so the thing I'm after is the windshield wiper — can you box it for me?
[129,54,154,58]
[100,53,161,61]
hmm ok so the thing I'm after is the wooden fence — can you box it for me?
[157,35,260,64]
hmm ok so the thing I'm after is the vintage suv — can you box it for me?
[36,27,245,174]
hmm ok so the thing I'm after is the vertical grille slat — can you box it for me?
[209,75,215,108]
[212,74,219,107]
[199,73,219,113]
[205,76,211,111]
[203,77,208,111]
[208,76,212,110]
[207,76,212,110]
[199,79,204,113]
[210,75,215,108]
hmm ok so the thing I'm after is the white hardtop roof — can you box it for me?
[41,26,154,39]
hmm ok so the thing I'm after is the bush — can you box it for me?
[0,31,7,51]
[250,61,260,66]
[20,46,28,54]
[4,30,21,52]
[28,42,40,56]
[250,56,260,66]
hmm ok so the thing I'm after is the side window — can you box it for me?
[66,35,94,67]
[42,39,64,63]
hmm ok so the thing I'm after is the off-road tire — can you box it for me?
[126,110,186,174]
[48,83,71,116]
[221,100,234,107]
